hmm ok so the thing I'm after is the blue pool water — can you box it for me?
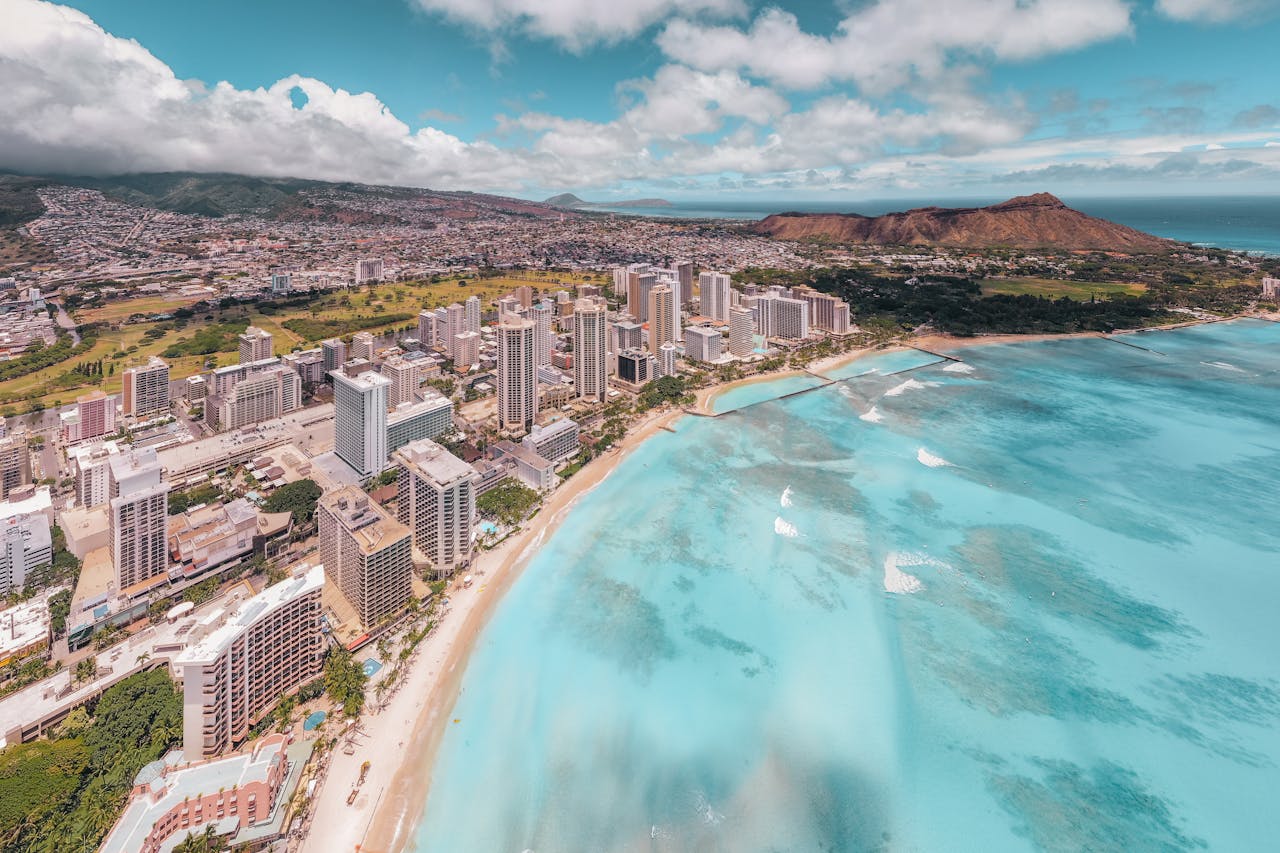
[410,319,1280,851]
[362,658,382,678]
[303,710,327,732]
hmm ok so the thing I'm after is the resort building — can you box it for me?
[393,440,478,579]
[683,326,723,363]
[531,301,555,367]
[175,565,324,758]
[489,442,556,492]
[647,285,678,354]
[281,349,326,386]
[729,306,755,358]
[387,394,455,454]
[318,487,412,628]
[238,326,274,364]
[521,419,580,466]
[573,298,608,402]
[497,315,538,434]
[757,292,811,340]
[451,330,480,369]
[207,367,301,432]
[332,370,389,478]
[465,295,482,333]
[122,357,171,420]
[612,319,643,353]
[616,348,655,390]
[168,499,292,580]
[657,342,678,378]
[416,310,436,346]
[108,447,171,593]
[101,732,304,853]
[791,285,853,334]
[699,271,732,322]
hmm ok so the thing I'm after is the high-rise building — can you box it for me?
[62,390,116,444]
[176,565,324,758]
[497,315,538,434]
[616,348,655,388]
[531,301,554,367]
[209,367,301,432]
[331,370,389,478]
[393,440,478,579]
[683,326,723,363]
[318,487,412,628]
[0,438,30,502]
[573,298,608,402]
[381,357,419,409]
[417,310,436,346]
[281,349,325,386]
[0,513,51,598]
[122,357,170,420]
[699,272,731,322]
[71,441,119,509]
[444,302,466,353]
[657,342,678,378]
[465,295,482,334]
[354,258,383,284]
[321,338,347,376]
[351,331,376,362]
[612,320,643,353]
[451,331,480,369]
[269,273,291,295]
[513,285,534,309]
[676,262,694,306]
[108,447,170,592]
[238,326,273,364]
[387,394,455,454]
[759,293,811,340]
[792,286,852,333]
[729,306,756,357]
[647,285,676,355]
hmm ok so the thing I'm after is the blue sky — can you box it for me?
[3,0,1279,200]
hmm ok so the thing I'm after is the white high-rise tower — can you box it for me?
[573,298,608,402]
[497,315,538,434]
[332,370,390,477]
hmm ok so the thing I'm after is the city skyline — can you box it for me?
[2,0,1279,199]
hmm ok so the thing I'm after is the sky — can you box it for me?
[1,0,1279,201]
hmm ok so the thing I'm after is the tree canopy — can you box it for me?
[261,479,323,524]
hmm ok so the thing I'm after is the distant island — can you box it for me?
[752,193,1172,252]
[544,192,673,210]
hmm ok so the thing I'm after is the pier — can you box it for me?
[1101,335,1167,356]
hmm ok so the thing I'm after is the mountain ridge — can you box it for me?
[752,193,1174,252]
[544,192,672,209]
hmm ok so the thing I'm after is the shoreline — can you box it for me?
[308,312,1254,853]
[304,407,682,853]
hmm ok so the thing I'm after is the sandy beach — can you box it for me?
[303,315,1245,853]
[302,407,681,853]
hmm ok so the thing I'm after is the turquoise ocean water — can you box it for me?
[410,320,1280,852]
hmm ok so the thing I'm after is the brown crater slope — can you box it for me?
[752,193,1173,252]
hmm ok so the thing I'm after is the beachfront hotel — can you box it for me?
[175,565,325,758]
[729,306,755,357]
[573,297,609,401]
[699,271,732,323]
[318,486,412,628]
[647,284,677,354]
[683,326,723,363]
[108,446,171,592]
[122,356,171,420]
[497,314,539,434]
[332,369,390,478]
[393,439,479,579]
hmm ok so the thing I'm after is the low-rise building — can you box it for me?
[490,441,556,492]
[0,594,52,670]
[168,499,292,580]
[386,394,454,454]
[100,732,308,853]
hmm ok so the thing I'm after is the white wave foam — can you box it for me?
[942,362,975,374]
[859,405,884,423]
[883,553,923,594]
[885,378,940,397]
[1201,360,1246,373]
[838,384,857,398]
[917,447,952,468]
[780,486,794,508]
[774,516,798,538]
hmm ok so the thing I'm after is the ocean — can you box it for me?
[590,196,1280,256]
[409,319,1280,852]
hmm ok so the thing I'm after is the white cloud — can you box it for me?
[409,0,745,51]
[659,0,1133,92]
[1155,0,1277,24]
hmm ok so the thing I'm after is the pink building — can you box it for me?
[100,733,296,853]
[61,390,116,443]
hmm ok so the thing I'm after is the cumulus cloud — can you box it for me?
[658,0,1133,92]
[409,0,745,50]
[1234,104,1280,128]
[1155,0,1278,24]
